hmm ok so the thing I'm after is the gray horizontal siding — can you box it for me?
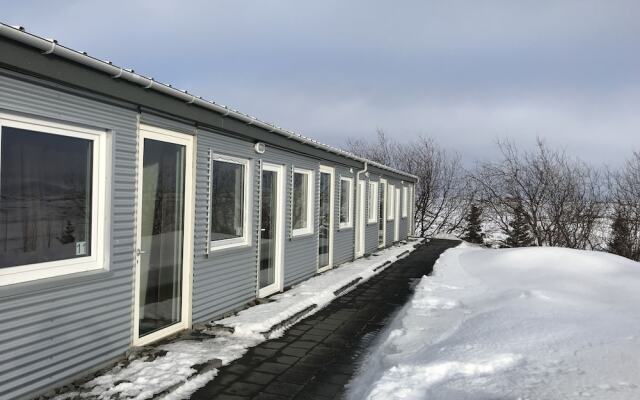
[140,111,196,135]
[261,147,319,288]
[0,73,137,400]
[192,129,258,322]
[192,137,323,321]
[399,217,408,241]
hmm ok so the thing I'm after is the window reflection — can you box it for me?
[210,160,245,241]
[340,179,351,224]
[293,172,309,230]
[0,127,93,268]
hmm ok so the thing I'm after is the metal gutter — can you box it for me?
[0,23,417,180]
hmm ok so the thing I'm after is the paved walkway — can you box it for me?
[191,239,459,400]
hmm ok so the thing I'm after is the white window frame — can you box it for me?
[387,184,395,220]
[367,181,378,224]
[402,186,408,218]
[209,153,252,251]
[339,176,354,229]
[0,113,109,286]
[292,167,314,237]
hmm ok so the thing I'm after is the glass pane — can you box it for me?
[0,127,93,268]
[211,160,244,241]
[260,170,277,288]
[318,172,331,268]
[379,186,385,245]
[388,185,394,218]
[368,183,375,221]
[139,139,185,337]
[340,180,350,224]
[293,172,308,230]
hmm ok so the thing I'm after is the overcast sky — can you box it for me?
[2,1,639,165]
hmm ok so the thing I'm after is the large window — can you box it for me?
[339,177,353,228]
[402,186,408,218]
[210,155,250,250]
[367,181,378,224]
[292,168,314,236]
[0,115,107,285]
[387,184,395,220]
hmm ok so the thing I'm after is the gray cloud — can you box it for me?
[3,0,639,165]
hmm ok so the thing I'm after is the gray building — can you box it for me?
[0,24,416,399]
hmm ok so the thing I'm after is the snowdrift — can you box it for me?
[348,244,640,400]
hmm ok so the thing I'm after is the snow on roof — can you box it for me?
[0,23,417,180]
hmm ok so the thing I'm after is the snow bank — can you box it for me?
[348,244,640,400]
[55,240,421,400]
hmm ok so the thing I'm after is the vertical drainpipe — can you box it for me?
[354,162,369,259]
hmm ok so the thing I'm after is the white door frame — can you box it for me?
[379,178,387,248]
[355,179,366,258]
[394,187,401,242]
[258,162,286,298]
[133,124,194,347]
[318,165,335,272]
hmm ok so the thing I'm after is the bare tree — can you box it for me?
[473,139,605,249]
[347,130,471,237]
[608,152,640,260]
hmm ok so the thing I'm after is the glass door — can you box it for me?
[318,166,334,271]
[259,163,284,297]
[378,179,386,247]
[394,187,401,242]
[134,125,193,345]
[355,179,366,257]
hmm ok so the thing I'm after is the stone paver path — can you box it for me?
[191,239,459,400]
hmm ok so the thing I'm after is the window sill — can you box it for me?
[292,228,314,238]
[367,220,377,225]
[0,266,112,298]
[338,225,353,230]
[210,240,251,253]
[0,257,104,287]
[291,232,315,240]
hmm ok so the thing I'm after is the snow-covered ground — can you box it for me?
[54,240,421,400]
[347,243,640,400]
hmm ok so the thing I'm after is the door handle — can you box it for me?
[136,249,146,256]
[260,229,266,232]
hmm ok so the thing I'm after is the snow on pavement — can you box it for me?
[54,240,421,400]
[347,243,640,400]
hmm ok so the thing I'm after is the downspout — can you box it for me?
[354,162,369,259]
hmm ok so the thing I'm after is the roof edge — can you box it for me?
[0,23,417,181]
